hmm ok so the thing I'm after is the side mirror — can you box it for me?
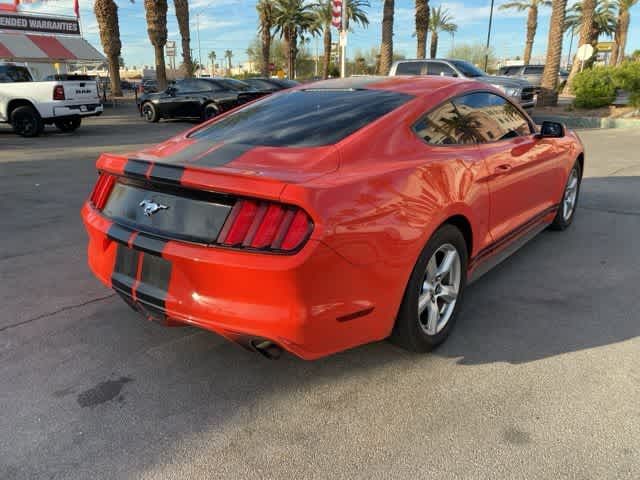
[538,121,565,138]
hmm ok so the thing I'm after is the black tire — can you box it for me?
[141,102,160,123]
[390,224,468,353]
[201,102,219,122]
[54,118,81,132]
[11,105,43,137]
[550,161,582,231]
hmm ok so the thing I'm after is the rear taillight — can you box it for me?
[89,173,116,210]
[53,85,65,101]
[217,199,313,253]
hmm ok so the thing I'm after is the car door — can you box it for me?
[455,92,561,241]
[523,65,544,87]
[154,81,186,116]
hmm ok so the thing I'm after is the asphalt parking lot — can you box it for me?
[1,108,639,479]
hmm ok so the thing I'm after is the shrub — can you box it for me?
[572,67,617,109]
[612,61,640,107]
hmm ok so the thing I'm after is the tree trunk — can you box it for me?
[564,0,596,95]
[154,45,167,89]
[290,33,297,79]
[430,31,438,59]
[322,23,331,79]
[415,0,429,59]
[173,0,193,77]
[379,0,395,74]
[523,5,538,65]
[261,25,271,77]
[540,0,568,106]
[94,0,122,97]
[616,12,630,64]
[107,53,122,97]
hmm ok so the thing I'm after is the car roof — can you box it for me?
[301,75,467,97]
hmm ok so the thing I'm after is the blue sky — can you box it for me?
[22,0,640,68]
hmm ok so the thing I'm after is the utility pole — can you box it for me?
[484,0,495,71]
[315,37,319,77]
[196,12,202,77]
[340,0,347,78]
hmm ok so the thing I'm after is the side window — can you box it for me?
[427,62,456,77]
[195,80,215,92]
[414,92,531,145]
[414,101,467,145]
[0,66,32,83]
[524,66,544,75]
[178,80,198,92]
[452,92,531,143]
[395,62,427,75]
[208,81,225,92]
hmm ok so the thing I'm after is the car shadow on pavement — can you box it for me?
[435,176,640,365]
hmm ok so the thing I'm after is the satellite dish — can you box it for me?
[576,44,595,62]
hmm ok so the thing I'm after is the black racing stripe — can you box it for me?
[111,244,140,297]
[148,163,185,185]
[194,143,254,167]
[124,159,151,179]
[107,223,134,245]
[131,233,168,257]
[136,253,172,309]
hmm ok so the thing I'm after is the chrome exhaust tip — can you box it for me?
[251,340,283,360]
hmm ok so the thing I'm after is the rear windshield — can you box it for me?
[44,74,94,81]
[218,78,252,91]
[190,89,413,147]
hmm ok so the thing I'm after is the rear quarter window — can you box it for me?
[190,89,413,147]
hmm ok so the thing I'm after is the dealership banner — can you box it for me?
[0,12,80,35]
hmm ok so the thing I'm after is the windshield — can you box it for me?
[449,60,486,78]
[189,89,413,147]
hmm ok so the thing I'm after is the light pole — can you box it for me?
[484,0,495,71]
[340,0,347,78]
[196,12,202,77]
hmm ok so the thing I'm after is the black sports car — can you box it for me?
[137,78,264,123]
[242,77,299,93]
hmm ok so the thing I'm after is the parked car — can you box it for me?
[136,78,264,123]
[389,58,536,112]
[82,76,584,360]
[0,62,103,137]
[498,64,569,90]
[242,77,299,93]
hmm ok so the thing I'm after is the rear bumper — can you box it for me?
[51,103,103,119]
[81,202,386,359]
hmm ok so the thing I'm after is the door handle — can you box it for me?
[494,164,512,174]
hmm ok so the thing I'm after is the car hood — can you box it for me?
[474,75,532,88]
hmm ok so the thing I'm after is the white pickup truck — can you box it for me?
[0,62,103,137]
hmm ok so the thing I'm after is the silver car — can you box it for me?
[499,64,569,90]
[389,58,536,112]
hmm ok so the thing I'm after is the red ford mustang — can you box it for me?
[82,76,583,360]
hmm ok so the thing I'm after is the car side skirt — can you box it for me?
[467,204,559,284]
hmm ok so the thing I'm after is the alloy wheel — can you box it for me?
[418,244,461,335]
[563,168,579,221]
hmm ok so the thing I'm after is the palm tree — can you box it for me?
[564,0,616,92]
[429,6,457,59]
[499,0,551,65]
[379,0,395,74]
[208,51,216,75]
[415,0,430,58]
[257,0,274,77]
[173,0,193,77]
[144,0,168,90]
[540,0,568,105]
[224,50,233,75]
[272,0,319,79]
[315,0,370,79]
[611,0,636,64]
[94,0,123,97]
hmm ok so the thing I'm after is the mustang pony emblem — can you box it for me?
[139,199,169,216]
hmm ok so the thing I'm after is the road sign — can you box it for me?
[576,44,594,62]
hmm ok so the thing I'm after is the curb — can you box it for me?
[532,113,640,130]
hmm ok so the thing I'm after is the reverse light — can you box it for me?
[53,85,65,101]
[89,173,116,210]
[217,199,313,253]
